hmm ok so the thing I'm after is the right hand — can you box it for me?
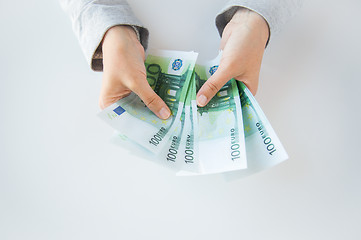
[100,25,171,120]
[196,8,269,107]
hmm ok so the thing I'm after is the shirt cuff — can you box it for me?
[72,3,149,71]
[215,0,302,46]
[215,5,270,47]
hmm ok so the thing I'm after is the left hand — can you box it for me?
[196,8,269,107]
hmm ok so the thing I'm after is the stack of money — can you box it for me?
[98,50,288,176]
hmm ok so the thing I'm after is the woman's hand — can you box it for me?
[100,25,171,119]
[196,8,269,107]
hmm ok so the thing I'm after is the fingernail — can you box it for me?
[159,107,170,119]
[197,95,207,107]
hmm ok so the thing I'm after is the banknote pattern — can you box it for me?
[194,60,247,174]
[98,50,197,155]
[99,50,288,176]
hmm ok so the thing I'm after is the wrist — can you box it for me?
[102,25,139,54]
[231,8,269,46]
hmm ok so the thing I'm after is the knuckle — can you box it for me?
[143,94,159,109]
[206,81,220,94]
[126,81,137,91]
[127,73,147,91]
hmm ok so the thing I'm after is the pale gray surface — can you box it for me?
[0,0,360,239]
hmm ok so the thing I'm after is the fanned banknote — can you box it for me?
[157,77,189,170]
[99,49,288,177]
[98,50,197,154]
[153,50,198,169]
[224,81,288,178]
[177,73,200,172]
[192,54,247,174]
[178,81,289,177]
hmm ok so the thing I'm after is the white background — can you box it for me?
[1,0,360,239]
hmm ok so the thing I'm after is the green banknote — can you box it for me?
[177,73,200,172]
[98,50,198,154]
[111,73,201,173]
[177,80,288,177]
[192,54,247,174]
[157,77,189,170]
[226,81,288,178]
[153,50,198,169]
[99,50,287,176]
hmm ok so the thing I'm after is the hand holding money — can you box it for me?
[98,50,288,176]
[97,10,286,176]
[100,25,171,119]
[197,7,269,107]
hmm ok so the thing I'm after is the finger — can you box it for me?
[196,67,232,107]
[132,83,171,120]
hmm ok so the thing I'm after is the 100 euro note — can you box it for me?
[157,65,196,170]
[98,50,198,155]
[177,73,200,172]
[223,81,288,179]
[189,56,247,174]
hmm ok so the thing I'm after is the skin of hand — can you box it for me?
[100,25,171,119]
[196,8,270,107]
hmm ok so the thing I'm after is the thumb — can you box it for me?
[196,67,232,107]
[132,83,171,120]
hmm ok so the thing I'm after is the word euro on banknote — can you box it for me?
[180,80,289,177]
[157,70,194,170]
[110,75,201,173]
[98,50,197,154]
[226,81,288,178]
[192,53,247,174]
[176,74,200,172]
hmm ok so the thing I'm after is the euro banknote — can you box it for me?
[188,54,247,174]
[177,73,200,172]
[177,81,288,177]
[99,49,288,176]
[98,50,197,155]
[228,81,288,178]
